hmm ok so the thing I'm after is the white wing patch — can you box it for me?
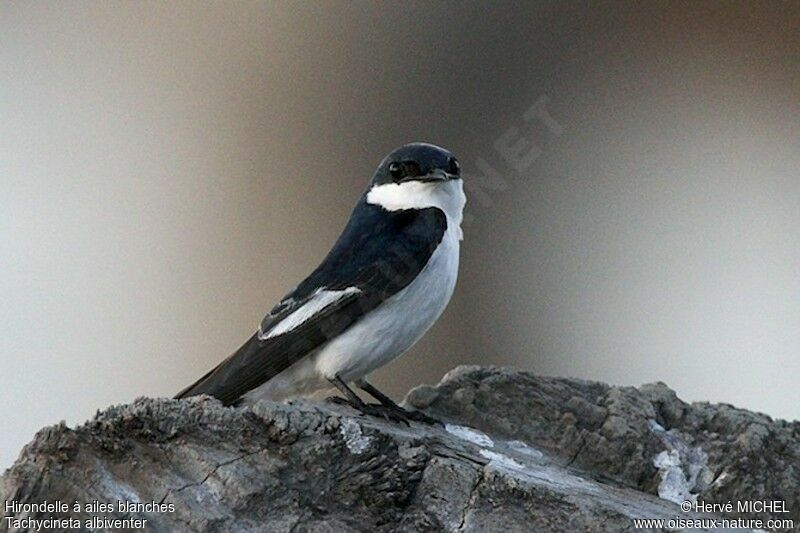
[258,287,362,340]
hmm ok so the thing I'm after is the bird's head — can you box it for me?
[366,143,465,224]
[372,142,461,186]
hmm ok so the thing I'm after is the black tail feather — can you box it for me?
[174,333,261,405]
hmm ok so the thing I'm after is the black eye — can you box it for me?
[448,157,460,176]
[388,162,403,180]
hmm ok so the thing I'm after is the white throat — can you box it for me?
[366,179,466,240]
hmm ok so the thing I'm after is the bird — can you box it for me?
[175,142,465,423]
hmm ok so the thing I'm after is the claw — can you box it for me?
[361,403,441,426]
[359,404,411,425]
[325,395,351,405]
[325,390,439,426]
[402,409,443,426]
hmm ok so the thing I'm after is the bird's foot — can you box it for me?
[325,395,440,425]
[325,395,408,424]
[325,395,351,406]
[360,402,442,426]
[325,396,407,424]
[357,403,413,425]
[398,408,442,426]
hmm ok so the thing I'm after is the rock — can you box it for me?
[407,366,800,529]
[2,366,798,532]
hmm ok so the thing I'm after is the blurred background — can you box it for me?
[2,1,799,469]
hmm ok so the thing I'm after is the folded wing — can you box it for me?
[175,205,447,405]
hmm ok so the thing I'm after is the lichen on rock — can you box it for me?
[2,366,797,532]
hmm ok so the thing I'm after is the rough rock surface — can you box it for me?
[1,366,798,532]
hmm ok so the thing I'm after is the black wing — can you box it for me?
[175,203,447,405]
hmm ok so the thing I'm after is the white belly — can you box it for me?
[243,224,460,402]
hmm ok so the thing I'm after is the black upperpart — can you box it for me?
[175,203,449,405]
[371,142,460,186]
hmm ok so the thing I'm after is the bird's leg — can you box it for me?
[356,378,442,425]
[356,379,403,410]
[327,376,410,425]
[327,376,367,409]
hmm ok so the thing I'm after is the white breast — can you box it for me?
[313,220,460,381]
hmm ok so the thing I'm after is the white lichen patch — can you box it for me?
[479,449,525,470]
[339,419,371,454]
[653,450,694,504]
[507,440,544,460]
[649,419,711,505]
[445,424,494,448]
[476,448,597,495]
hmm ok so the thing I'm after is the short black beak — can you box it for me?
[402,169,454,183]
